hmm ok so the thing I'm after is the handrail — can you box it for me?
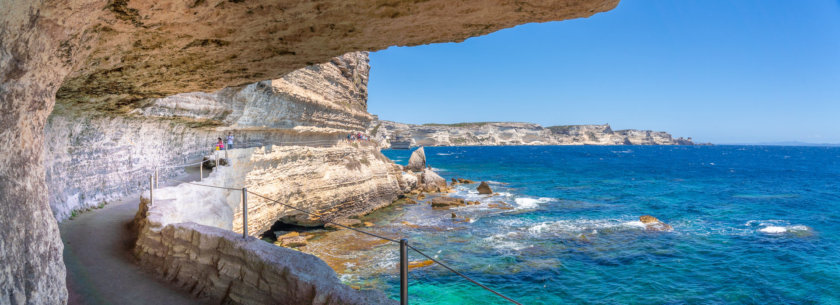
[138,146,520,304]
[405,243,522,305]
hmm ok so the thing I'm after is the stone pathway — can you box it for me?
[60,167,208,305]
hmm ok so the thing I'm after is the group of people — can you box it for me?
[216,132,234,150]
[347,132,371,142]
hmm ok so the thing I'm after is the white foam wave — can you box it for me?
[758,226,787,234]
[485,180,508,185]
[525,218,647,237]
[746,219,812,235]
[513,197,554,209]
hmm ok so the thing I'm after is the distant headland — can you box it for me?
[369,118,708,148]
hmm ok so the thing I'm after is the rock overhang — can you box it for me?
[53,0,620,112]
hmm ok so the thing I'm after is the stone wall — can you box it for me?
[132,144,404,304]
[133,200,395,305]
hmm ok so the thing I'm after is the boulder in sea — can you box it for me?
[477,181,493,194]
[639,215,673,231]
[451,178,459,185]
[406,147,426,172]
[458,178,475,184]
[421,168,447,192]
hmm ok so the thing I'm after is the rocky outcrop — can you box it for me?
[420,168,447,192]
[639,215,673,231]
[406,147,426,171]
[2,0,619,302]
[370,120,696,147]
[149,145,402,234]
[477,181,493,194]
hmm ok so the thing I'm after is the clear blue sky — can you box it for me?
[367,0,840,144]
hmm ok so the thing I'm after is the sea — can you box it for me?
[342,145,840,304]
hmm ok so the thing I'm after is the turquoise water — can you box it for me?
[371,146,840,304]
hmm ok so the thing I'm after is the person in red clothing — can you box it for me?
[216,137,224,150]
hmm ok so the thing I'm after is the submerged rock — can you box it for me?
[277,236,308,247]
[406,147,426,172]
[488,202,514,210]
[431,197,465,208]
[325,218,362,229]
[639,215,673,231]
[408,260,435,270]
[477,181,493,194]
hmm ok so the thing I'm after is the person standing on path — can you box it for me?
[227,132,234,150]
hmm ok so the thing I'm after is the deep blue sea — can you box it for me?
[368,146,840,304]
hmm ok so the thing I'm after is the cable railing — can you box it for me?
[143,166,520,305]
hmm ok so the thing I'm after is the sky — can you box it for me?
[366,0,840,144]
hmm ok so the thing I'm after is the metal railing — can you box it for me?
[141,144,521,305]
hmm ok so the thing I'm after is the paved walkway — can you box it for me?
[60,166,208,305]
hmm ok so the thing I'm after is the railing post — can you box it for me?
[400,239,408,305]
[225,145,228,164]
[241,187,248,239]
[149,175,154,207]
[199,162,203,181]
[154,167,159,188]
[215,151,218,168]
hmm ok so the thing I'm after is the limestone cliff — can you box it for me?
[370,120,695,147]
[45,53,371,221]
[1,0,619,303]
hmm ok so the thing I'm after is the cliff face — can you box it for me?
[1,0,620,302]
[45,52,371,222]
[371,120,694,147]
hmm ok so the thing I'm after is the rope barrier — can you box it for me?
[86,138,518,304]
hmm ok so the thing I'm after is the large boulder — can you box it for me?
[477,181,493,194]
[639,215,673,231]
[421,168,447,192]
[406,147,427,172]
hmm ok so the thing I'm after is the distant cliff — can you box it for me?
[369,120,696,148]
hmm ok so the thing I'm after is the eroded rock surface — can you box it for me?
[45,53,370,221]
[2,0,619,302]
[370,120,696,147]
[477,181,493,194]
[406,147,426,171]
